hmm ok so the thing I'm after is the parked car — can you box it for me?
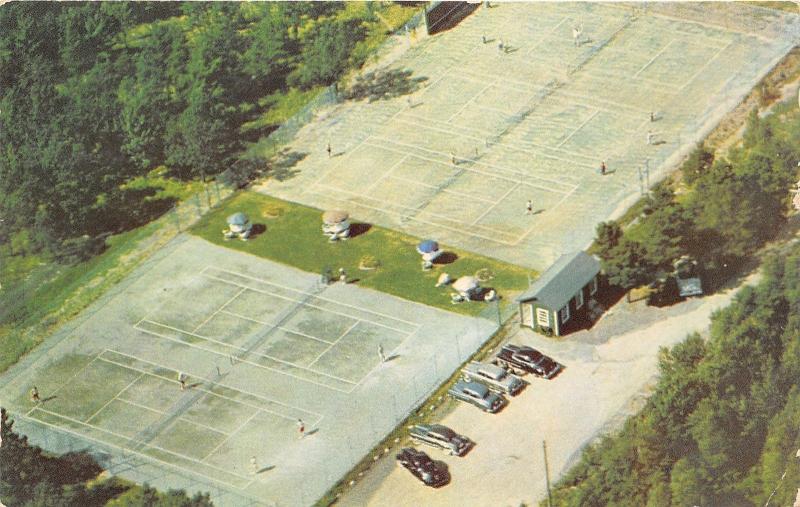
[396,447,450,487]
[409,424,472,456]
[448,380,505,413]
[495,344,562,379]
[462,360,525,395]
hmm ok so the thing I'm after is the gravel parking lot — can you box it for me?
[337,278,752,506]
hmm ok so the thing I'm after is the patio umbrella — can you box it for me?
[452,276,479,293]
[416,240,440,254]
[322,210,349,224]
[227,212,250,226]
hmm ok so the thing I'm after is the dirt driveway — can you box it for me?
[337,276,755,507]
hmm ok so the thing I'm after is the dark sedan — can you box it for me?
[495,344,562,379]
[396,447,450,487]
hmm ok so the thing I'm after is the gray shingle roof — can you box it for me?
[516,251,600,310]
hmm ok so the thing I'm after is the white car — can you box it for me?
[462,361,525,395]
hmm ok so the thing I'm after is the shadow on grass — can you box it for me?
[249,223,267,239]
[349,223,372,238]
[433,251,458,265]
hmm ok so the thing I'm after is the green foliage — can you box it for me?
[288,18,367,88]
[1,2,408,261]
[547,246,800,506]
[592,96,800,293]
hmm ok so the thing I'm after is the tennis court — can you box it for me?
[258,2,799,270]
[0,236,496,506]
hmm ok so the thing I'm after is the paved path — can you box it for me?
[337,272,758,507]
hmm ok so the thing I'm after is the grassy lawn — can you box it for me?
[0,221,161,373]
[190,192,534,317]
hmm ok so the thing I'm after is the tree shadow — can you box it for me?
[269,149,308,182]
[432,251,458,265]
[344,68,428,103]
[349,222,372,238]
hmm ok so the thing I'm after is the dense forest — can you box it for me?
[594,104,800,298]
[551,100,800,506]
[0,408,213,506]
[0,2,416,262]
[548,244,800,506]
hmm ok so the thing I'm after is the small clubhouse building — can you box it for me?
[517,251,601,336]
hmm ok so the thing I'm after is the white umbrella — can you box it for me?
[452,276,479,293]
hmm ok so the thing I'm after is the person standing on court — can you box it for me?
[600,160,607,175]
[297,419,305,439]
[177,371,187,391]
[525,200,534,215]
[326,142,332,158]
[378,344,386,363]
[30,386,40,403]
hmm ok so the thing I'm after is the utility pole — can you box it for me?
[543,440,553,507]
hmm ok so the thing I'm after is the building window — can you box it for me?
[575,289,584,309]
[559,304,570,323]
[536,308,550,327]
[589,277,598,295]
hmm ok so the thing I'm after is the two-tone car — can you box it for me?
[461,360,525,395]
[396,447,450,487]
[409,424,472,456]
[494,344,562,379]
[448,380,505,413]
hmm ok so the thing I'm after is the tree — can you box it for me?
[288,19,366,89]
[600,238,654,294]
[594,221,623,260]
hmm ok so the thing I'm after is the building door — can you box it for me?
[521,303,534,327]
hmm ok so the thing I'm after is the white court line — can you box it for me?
[375,117,601,170]
[301,62,461,198]
[678,39,735,94]
[633,39,675,78]
[201,410,260,462]
[470,182,521,226]
[31,406,254,482]
[303,186,523,246]
[308,321,361,369]
[446,81,497,123]
[19,412,250,490]
[307,180,520,241]
[205,274,416,335]
[525,16,570,58]
[133,321,357,392]
[99,351,323,421]
[85,372,144,424]
[220,310,334,346]
[364,154,409,193]
[192,287,246,334]
[112,397,230,437]
[459,67,653,118]
[138,319,360,385]
[355,326,421,390]
[27,353,103,417]
[201,267,421,329]
[365,137,581,190]
[557,110,600,149]
[386,174,498,205]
